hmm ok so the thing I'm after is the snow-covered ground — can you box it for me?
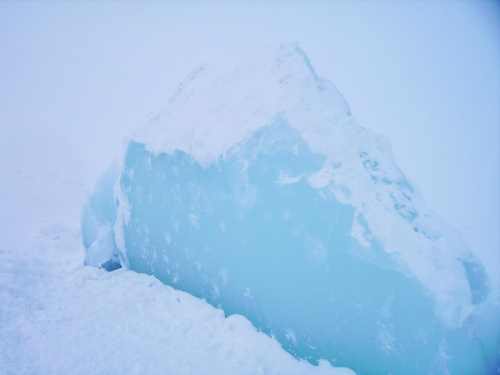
[0,137,353,374]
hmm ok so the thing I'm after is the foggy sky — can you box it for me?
[0,1,498,284]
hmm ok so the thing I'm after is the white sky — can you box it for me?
[0,1,499,284]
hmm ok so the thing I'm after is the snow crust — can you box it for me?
[1,252,350,375]
[135,43,352,167]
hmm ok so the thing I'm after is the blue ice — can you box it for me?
[82,115,498,374]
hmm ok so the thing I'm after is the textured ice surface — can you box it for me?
[0,149,351,375]
[82,44,499,374]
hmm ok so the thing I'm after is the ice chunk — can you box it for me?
[83,44,498,374]
[81,160,123,271]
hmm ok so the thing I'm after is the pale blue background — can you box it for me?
[1,1,498,284]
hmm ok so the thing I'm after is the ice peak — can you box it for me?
[134,43,352,167]
[271,42,319,80]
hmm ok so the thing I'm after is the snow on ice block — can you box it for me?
[82,43,499,374]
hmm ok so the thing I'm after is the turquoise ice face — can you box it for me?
[80,116,488,374]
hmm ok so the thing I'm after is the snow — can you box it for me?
[1,252,350,375]
[135,43,352,167]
